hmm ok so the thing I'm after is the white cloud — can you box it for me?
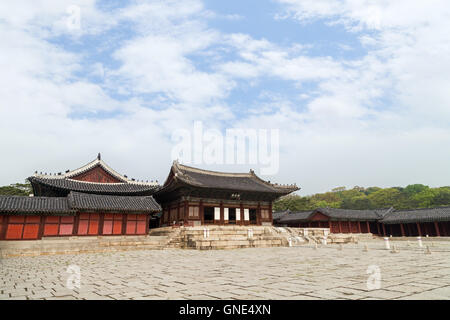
[1,0,450,196]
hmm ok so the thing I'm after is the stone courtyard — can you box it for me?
[1,240,450,300]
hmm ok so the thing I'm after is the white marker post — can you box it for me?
[417,236,423,248]
[203,227,207,239]
[288,237,292,247]
[384,237,390,250]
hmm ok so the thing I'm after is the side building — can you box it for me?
[0,154,160,240]
[153,161,299,226]
[274,206,450,237]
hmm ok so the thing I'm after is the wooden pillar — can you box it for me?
[145,214,150,234]
[400,224,405,237]
[328,220,331,232]
[177,202,181,224]
[99,213,105,235]
[338,221,342,233]
[357,221,362,233]
[122,213,127,234]
[220,201,224,225]
[257,202,261,226]
[73,213,80,235]
[377,223,381,235]
[269,202,273,225]
[417,222,422,236]
[348,221,352,233]
[200,200,204,225]
[434,222,440,237]
[366,221,370,234]
[184,200,189,225]
[35,216,44,240]
[382,224,386,236]
[240,202,244,225]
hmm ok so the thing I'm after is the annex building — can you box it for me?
[0,154,160,240]
[274,207,450,237]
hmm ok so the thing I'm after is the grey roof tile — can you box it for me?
[68,192,161,213]
[382,206,450,224]
[0,196,74,215]
[29,176,159,196]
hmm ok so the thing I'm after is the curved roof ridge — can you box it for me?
[175,161,252,177]
[32,155,158,186]
[393,205,450,212]
[174,160,299,191]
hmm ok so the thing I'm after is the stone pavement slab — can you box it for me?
[1,244,450,300]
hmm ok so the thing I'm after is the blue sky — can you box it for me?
[1,0,450,195]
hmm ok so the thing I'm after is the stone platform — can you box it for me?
[0,226,382,257]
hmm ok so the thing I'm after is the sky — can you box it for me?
[0,0,450,195]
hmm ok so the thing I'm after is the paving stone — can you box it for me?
[1,244,450,300]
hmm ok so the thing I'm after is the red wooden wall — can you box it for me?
[0,212,150,240]
[71,166,122,183]
[4,216,40,240]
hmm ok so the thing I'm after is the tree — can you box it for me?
[0,182,33,196]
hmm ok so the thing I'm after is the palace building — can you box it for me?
[153,161,299,227]
[0,154,160,240]
[2,154,449,242]
[0,155,299,241]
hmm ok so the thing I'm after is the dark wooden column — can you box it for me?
[417,222,422,236]
[434,222,440,237]
[184,200,189,225]
[257,202,261,226]
[348,221,352,233]
[357,221,361,233]
[200,200,204,225]
[122,213,127,235]
[145,214,150,234]
[73,213,80,235]
[177,202,180,224]
[366,221,370,234]
[400,224,405,237]
[269,202,273,225]
[37,216,45,240]
[382,224,386,236]
[377,223,381,235]
[99,213,105,235]
[240,202,244,226]
[338,221,342,233]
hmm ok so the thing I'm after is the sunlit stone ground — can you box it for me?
[1,240,450,300]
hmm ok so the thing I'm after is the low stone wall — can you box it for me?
[0,235,169,258]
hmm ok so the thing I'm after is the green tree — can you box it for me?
[0,182,32,196]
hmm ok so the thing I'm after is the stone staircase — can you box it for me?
[271,226,329,246]
[151,226,285,250]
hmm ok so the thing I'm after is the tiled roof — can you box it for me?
[31,154,159,186]
[158,161,299,194]
[68,192,161,213]
[315,207,393,221]
[29,176,159,196]
[272,210,291,221]
[278,210,314,223]
[0,196,74,215]
[382,206,450,224]
[0,192,161,215]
